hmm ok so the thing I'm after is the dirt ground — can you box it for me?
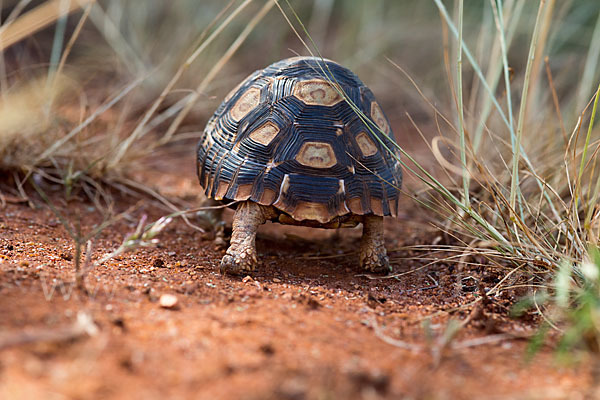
[0,148,598,400]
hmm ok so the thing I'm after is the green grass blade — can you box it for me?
[435,0,560,223]
[578,83,600,190]
[456,0,470,207]
[278,1,514,250]
[582,83,600,230]
[510,0,547,211]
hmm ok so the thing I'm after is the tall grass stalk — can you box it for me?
[435,0,561,225]
[0,0,94,52]
[509,0,546,212]
[46,0,70,89]
[108,0,254,169]
[490,0,515,156]
[48,1,93,106]
[433,0,511,132]
[85,2,146,75]
[581,83,600,230]
[0,0,35,101]
[279,1,514,252]
[578,83,600,194]
[472,0,522,152]
[160,0,276,146]
[455,0,470,207]
[35,77,145,164]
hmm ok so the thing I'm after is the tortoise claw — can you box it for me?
[219,249,258,275]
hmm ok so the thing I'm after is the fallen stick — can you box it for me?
[0,312,98,351]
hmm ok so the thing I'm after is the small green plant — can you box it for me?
[513,246,600,360]
[554,247,600,356]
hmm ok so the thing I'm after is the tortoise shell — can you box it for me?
[197,57,402,224]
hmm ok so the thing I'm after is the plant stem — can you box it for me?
[493,0,515,153]
[510,0,546,212]
[456,0,470,207]
[582,83,600,231]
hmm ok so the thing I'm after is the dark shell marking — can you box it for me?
[197,57,402,224]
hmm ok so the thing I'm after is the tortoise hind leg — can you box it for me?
[359,215,390,274]
[220,201,273,275]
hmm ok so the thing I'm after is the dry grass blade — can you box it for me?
[34,76,146,166]
[49,0,93,95]
[107,0,252,169]
[0,0,95,52]
[510,0,547,211]
[0,312,98,351]
[159,0,276,146]
[369,317,423,353]
[455,0,470,207]
[544,56,567,143]
[279,8,513,256]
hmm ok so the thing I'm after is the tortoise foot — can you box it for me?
[359,215,391,274]
[219,248,258,275]
[359,244,390,274]
[219,201,267,275]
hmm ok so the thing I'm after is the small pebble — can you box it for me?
[272,278,282,283]
[159,294,179,309]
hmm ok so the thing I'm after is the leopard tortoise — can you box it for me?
[197,57,402,275]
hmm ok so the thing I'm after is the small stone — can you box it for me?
[159,294,179,309]
[259,343,275,356]
[153,258,165,268]
[305,296,321,310]
[277,377,307,400]
[272,278,282,283]
[242,276,253,283]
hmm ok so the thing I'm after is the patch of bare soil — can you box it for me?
[0,150,597,400]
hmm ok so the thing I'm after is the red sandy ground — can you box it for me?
[0,150,597,400]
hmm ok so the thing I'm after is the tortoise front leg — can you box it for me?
[220,201,270,275]
[359,215,390,274]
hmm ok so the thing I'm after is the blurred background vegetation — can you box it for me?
[2,0,600,355]
[1,0,599,174]
[0,0,598,178]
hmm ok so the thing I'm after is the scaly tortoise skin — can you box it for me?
[197,57,402,275]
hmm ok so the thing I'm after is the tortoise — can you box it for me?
[197,57,402,275]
